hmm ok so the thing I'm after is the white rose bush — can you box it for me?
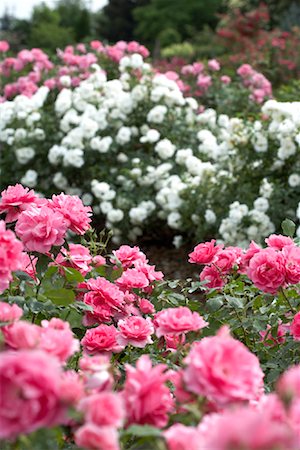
[2,38,300,449]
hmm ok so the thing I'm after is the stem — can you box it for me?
[280,287,296,314]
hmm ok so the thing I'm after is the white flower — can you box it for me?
[59,75,71,87]
[167,212,182,229]
[15,147,35,164]
[155,139,176,159]
[173,235,183,248]
[147,105,167,123]
[288,174,300,187]
[205,209,216,224]
[21,169,38,187]
[53,172,68,189]
[63,149,84,168]
[116,126,131,145]
[107,208,124,223]
[48,145,67,165]
[81,193,93,206]
[253,197,269,212]
[55,89,72,115]
[140,129,160,143]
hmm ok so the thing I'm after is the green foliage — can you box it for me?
[133,0,223,46]
[161,42,195,59]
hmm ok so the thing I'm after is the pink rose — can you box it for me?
[0,184,37,222]
[15,205,68,253]
[138,298,155,314]
[79,392,124,427]
[260,322,289,346]
[164,424,201,450]
[266,234,294,250]
[200,405,296,450]
[82,324,124,354]
[290,312,300,341]
[214,248,240,273]
[75,424,120,450]
[0,350,64,439]
[83,277,125,324]
[112,245,147,269]
[0,220,24,292]
[0,302,22,323]
[220,75,231,84]
[240,240,261,272]
[3,321,41,349]
[117,316,154,348]
[53,243,93,276]
[0,41,9,52]
[184,326,264,407]
[123,355,174,427]
[20,252,38,279]
[200,265,225,289]
[39,318,79,362]
[153,307,208,337]
[208,59,220,71]
[247,248,286,294]
[189,240,222,265]
[59,371,84,405]
[116,268,150,290]
[50,193,92,235]
[283,245,300,285]
[277,365,300,400]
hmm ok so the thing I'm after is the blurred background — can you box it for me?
[1,0,300,59]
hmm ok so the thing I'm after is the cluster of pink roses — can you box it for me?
[0,184,91,258]
[190,234,300,295]
[0,40,149,101]
[237,63,272,103]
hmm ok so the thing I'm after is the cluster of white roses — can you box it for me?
[1,55,300,246]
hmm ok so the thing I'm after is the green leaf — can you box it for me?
[281,219,296,237]
[226,296,244,309]
[63,267,84,283]
[124,425,162,438]
[14,271,35,282]
[207,297,224,312]
[44,288,75,306]
[110,267,123,281]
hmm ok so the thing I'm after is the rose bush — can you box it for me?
[0,185,300,449]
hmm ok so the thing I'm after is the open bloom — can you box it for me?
[153,307,208,338]
[0,221,23,292]
[247,247,286,294]
[0,184,37,222]
[50,193,92,235]
[123,355,174,427]
[184,326,264,407]
[189,240,222,265]
[0,350,65,439]
[82,324,124,354]
[15,206,68,253]
[117,316,154,348]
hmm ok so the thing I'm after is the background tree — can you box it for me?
[95,0,150,43]
[133,0,224,48]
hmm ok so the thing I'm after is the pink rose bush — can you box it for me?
[1,184,300,448]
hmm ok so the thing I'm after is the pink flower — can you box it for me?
[164,334,186,351]
[79,392,124,427]
[79,354,113,391]
[112,245,147,269]
[20,252,38,279]
[93,255,106,267]
[59,371,84,405]
[0,184,37,222]
[0,302,23,323]
[214,248,240,273]
[116,268,149,290]
[123,355,174,427]
[220,75,231,84]
[291,312,300,341]
[247,248,286,294]
[153,307,208,338]
[15,206,68,253]
[283,245,300,285]
[184,326,264,407]
[208,59,220,71]
[82,324,124,354]
[90,40,103,51]
[196,74,212,92]
[200,406,296,450]
[53,243,93,276]
[237,64,254,77]
[189,240,222,265]
[266,234,294,250]
[3,321,41,349]
[164,424,201,450]
[75,424,120,450]
[0,220,24,292]
[0,41,9,52]
[200,265,225,289]
[138,298,155,314]
[117,316,154,348]
[0,350,64,439]
[240,240,261,272]
[39,318,79,362]
[277,365,300,400]
[50,193,92,235]
[83,277,125,324]
[260,322,289,346]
